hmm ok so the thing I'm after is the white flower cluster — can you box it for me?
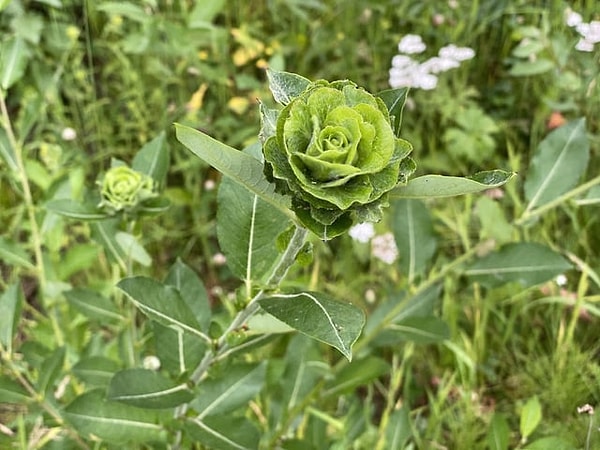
[565,9,600,52]
[348,223,399,264]
[389,34,475,90]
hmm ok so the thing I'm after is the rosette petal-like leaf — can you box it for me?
[263,77,414,239]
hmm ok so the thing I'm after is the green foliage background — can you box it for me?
[1,0,600,449]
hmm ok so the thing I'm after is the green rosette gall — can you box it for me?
[262,72,414,239]
[98,165,158,214]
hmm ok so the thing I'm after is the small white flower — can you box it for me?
[143,355,161,371]
[371,232,399,264]
[421,56,461,74]
[555,274,568,287]
[212,252,227,266]
[349,222,375,243]
[448,0,458,9]
[585,21,600,43]
[575,38,595,52]
[398,34,426,54]
[364,288,376,304]
[439,44,475,61]
[565,10,583,28]
[391,54,416,69]
[204,179,216,191]
[61,127,77,141]
[414,72,438,90]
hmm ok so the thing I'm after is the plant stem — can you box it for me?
[517,174,600,226]
[172,226,308,449]
[0,90,63,346]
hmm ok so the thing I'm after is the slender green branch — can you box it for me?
[516,174,600,226]
[172,226,309,449]
[0,90,63,345]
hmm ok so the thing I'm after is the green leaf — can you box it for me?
[164,259,211,330]
[1,37,31,89]
[115,232,152,267]
[464,242,571,288]
[184,415,260,450]
[509,59,554,76]
[0,283,24,354]
[381,316,450,344]
[107,368,194,409]
[520,396,542,441]
[64,288,123,323]
[132,131,169,186]
[72,357,121,387]
[36,346,65,396]
[524,118,589,212]
[152,322,205,375]
[324,356,389,397]
[217,172,291,283]
[90,219,128,272]
[391,170,515,198]
[524,437,576,450]
[385,406,412,450]
[475,196,513,244]
[259,292,365,361]
[266,69,311,105]
[0,237,34,270]
[64,390,167,443]
[45,199,109,220]
[392,199,437,283]
[188,0,227,27]
[575,184,600,206]
[117,276,211,343]
[377,87,409,135]
[96,2,149,23]
[174,123,292,218]
[487,413,510,450]
[0,375,30,403]
[55,243,100,280]
[191,362,266,419]
[0,127,17,170]
[259,101,279,143]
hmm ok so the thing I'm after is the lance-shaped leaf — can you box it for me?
[391,170,515,198]
[64,390,167,443]
[1,37,30,89]
[72,356,121,387]
[217,173,291,283]
[185,415,260,450]
[0,375,30,403]
[90,218,128,272]
[392,199,437,283]
[132,131,169,186]
[0,127,17,171]
[107,368,193,409]
[191,363,266,419]
[377,87,409,136]
[37,346,66,396]
[324,356,389,397]
[45,199,109,220]
[266,69,311,105]
[0,283,23,355]
[164,259,211,330]
[117,276,210,343]
[464,242,571,288]
[259,292,365,361]
[375,316,450,346]
[384,406,412,450]
[524,118,589,212]
[64,288,123,323]
[175,124,292,218]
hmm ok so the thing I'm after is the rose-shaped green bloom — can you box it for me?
[263,79,414,238]
[99,166,157,213]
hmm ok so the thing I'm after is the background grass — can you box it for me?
[1,0,600,448]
